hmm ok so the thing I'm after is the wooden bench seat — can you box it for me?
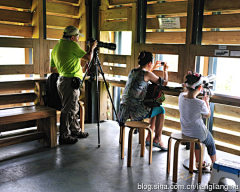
[0,78,57,148]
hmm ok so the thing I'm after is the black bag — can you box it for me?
[42,73,62,111]
[71,77,82,89]
[143,83,165,108]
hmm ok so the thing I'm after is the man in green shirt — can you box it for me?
[51,25,97,144]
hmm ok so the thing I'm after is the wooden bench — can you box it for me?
[0,78,57,148]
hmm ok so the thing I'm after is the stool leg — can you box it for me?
[189,142,195,174]
[119,126,122,144]
[140,129,145,157]
[167,137,172,174]
[197,141,203,184]
[173,140,180,183]
[147,128,153,165]
[139,129,142,144]
[121,126,125,159]
[127,128,134,167]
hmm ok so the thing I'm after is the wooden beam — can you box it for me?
[99,54,130,64]
[214,103,240,118]
[100,20,128,31]
[205,0,240,12]
[46,15,79,28]
[213,129,240,146]
[78,0,86,41]
[194,44,240,58]
[0,93,36,105]
[153,71,178,82]
[0,37,34,48]
[164,95,179,106]
[47,28,63,39]
[109,0,137,5]
[147,1,188,16]
[46,0,80,6]
[101,8,128,20]
[102,65,127,76]
[0,24,32,38]
[0,9,32,24]
[164,119,181,131]
[0,0,32,10]
[0,65,34,75]
[146,32,186,44]
[46,1,79,17]
[137,43,181,55]
[164,106,180,119]
[213,117,240,133]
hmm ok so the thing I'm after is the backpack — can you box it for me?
[143,83,165,108]
[42,73,62,111]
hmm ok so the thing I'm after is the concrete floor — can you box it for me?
[0,120,239,192]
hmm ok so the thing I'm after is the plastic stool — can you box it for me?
[210,158,240,187]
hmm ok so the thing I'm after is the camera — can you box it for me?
[161,62,165,65]
[88,38,116,51]
[201,74,216,96]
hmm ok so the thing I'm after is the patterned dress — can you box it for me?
[118,68,151,124]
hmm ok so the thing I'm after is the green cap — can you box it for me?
[63,26,84,37]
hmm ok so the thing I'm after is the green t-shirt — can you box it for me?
[50,39,86,79]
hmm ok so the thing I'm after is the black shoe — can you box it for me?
[71,131,89,138]
[59,136,78,144]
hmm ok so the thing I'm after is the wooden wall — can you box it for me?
[99,0,240,155]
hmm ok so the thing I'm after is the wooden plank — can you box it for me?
[0,0,32,10]
[0,65,34,75]
[211,93,240,107]
[214,103,240,118]
[213,117,240,132]
[0,106,56,125]
[130,3,137,71]
[152,71,178,83]
[164,95,179,106]
[164,119,181,131]
[0,131,44,147]
[0,37,34,48]
[78,0,86,41]
[33,39,40,74]
[205,0,240,12]
[177,43,185,83]
[0,93,36,105]
[195,44,240,57]
[102,65,127,76]
[0,78,47,92]
[164,106,180,119]
[215,143,240,156]
[101,8,128,20]
[47,28,63,39]
[146,32,186,44]
[202,31,240,45]
[109,0,136,5]
[147,17,187,30]
[138,43,181,55]
[0,9,32,24]
[213,130,240,146]
[46,1,79,17]
[0,120,36,132]
[44,40,50,74]
[100,20,128,31]
[98,54,129,64]
[147,1,188,16]
[46,15,79,28]
[49,39,59,49]
[47,0,80,5]
[146,31,240,45]
[0,24,32,38]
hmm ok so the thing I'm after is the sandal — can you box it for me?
[196,161,211,169]
[72,131,89,138]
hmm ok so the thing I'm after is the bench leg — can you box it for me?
[37,116,57,147]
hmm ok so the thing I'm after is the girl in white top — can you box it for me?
[179,71,216,169]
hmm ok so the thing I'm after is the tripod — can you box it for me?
[80,49,119,147]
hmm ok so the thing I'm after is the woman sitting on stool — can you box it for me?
[118,51,169,150]
[179,71,217,169]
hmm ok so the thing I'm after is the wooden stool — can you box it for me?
[167,132,203,183]
[120,121,153,167]
[210,158,240,187]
